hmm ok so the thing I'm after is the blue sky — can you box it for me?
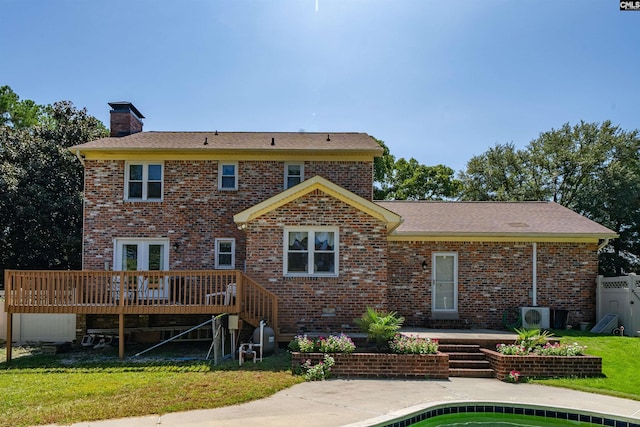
[1,1,638,172]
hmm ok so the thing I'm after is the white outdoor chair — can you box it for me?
[206,283,236,305]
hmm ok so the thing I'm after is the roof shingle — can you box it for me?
[70,131,382,153]
[375,201,617,238]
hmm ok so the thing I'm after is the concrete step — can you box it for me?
[449,368,495,378]
[449,360,492,369]
[438,344,480,353]
[446,352,487,361]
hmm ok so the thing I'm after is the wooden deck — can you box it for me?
[3,269,278,361]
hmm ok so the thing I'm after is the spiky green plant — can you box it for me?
[514,327,553,350]
[355,307,405,351]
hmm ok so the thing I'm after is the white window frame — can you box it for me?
[283,227,339,277]
[284,162,304,189]
[215,238,236,269]
[432,252,458,313]
[218,162,238,190]
[124,162,164,201]
[114,238,170,271]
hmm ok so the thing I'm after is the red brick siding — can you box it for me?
[291,352,449,379]
[244,190,388,334]
[387,241,599,328]
[109,111,143,137]
[82,159,373,271]
[482,349,602,380]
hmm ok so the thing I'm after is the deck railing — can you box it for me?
[4,270,278,334]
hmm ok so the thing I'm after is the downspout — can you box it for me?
[74,150,85,166]
[532,242,537,307]
[597,238,610,252]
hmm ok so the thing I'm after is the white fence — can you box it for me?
[596,274,640,337]
[0,292,76,343]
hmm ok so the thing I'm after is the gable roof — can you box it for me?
[234,176,402,232]
[70,131,383,161]
[375,201,617,242]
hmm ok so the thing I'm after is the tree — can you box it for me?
[459,143,543,201]
[373,138,461,200]
[459,121,640,275]
[0,89,107,282]
[0,85,43,129]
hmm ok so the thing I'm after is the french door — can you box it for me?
[114,239,169,300]
[432,252,458,314]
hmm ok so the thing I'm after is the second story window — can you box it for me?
[285,163,304,189]
[218,162,238,190]
[125,162,163,201]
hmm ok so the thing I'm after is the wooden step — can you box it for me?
[449,368,495,378]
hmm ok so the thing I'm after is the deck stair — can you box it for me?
[438,343,494,378]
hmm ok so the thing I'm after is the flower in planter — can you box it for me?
[508,369,521,383]
[389,334,439,354]
[289,335,317,353]
[317,333,356,353]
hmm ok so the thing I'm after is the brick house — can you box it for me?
[4,102,617,354]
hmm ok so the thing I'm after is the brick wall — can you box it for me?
[482,348,602,380]
[243,189,388,334]
[291,351,449,379]
[82,159,374,271]
[110,111,142,137]
[387,241,599,329]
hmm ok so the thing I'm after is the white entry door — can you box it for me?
[114,239,169,300]
[432,252,458,315]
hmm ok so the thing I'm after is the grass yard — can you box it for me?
[533,329,640,401]
[1,330,638,427]
[0,343,303,427]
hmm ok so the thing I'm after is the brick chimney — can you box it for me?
[108,102,144,137]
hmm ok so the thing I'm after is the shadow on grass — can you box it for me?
[0,341,293,373]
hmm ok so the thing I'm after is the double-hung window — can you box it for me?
[215,238,235,269]
[218,162,238,190]
[284,228,338,277]
[125,162,163,201]
[284,163,304,189]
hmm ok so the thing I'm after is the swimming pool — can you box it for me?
[373,403,640,427]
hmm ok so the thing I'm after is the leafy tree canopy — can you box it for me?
[373,138,461,200]
[0,87,107,282]
[459,121,640,275]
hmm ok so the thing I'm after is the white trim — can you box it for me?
[283,227,339,277]
[284,162,304,189]
[218,161,238,190]
[113,238,170,270]
[124,161,164,201]
[215,238,236,269]
[432,252,458,313]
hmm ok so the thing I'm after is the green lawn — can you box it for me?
[533,330,640,401]
[0,344,303,427]
[1,331,638,427]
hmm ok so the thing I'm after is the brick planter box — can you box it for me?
[291,352,449,379]
[481,348,602,381]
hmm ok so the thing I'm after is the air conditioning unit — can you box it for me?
[520,307,550,329]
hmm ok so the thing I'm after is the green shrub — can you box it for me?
[301,354,335,381]
[355,307,404,351]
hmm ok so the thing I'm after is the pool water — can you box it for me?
[413,412,601,427]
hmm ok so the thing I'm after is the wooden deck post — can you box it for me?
[118,313,125,360]
[6,312,12,363]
